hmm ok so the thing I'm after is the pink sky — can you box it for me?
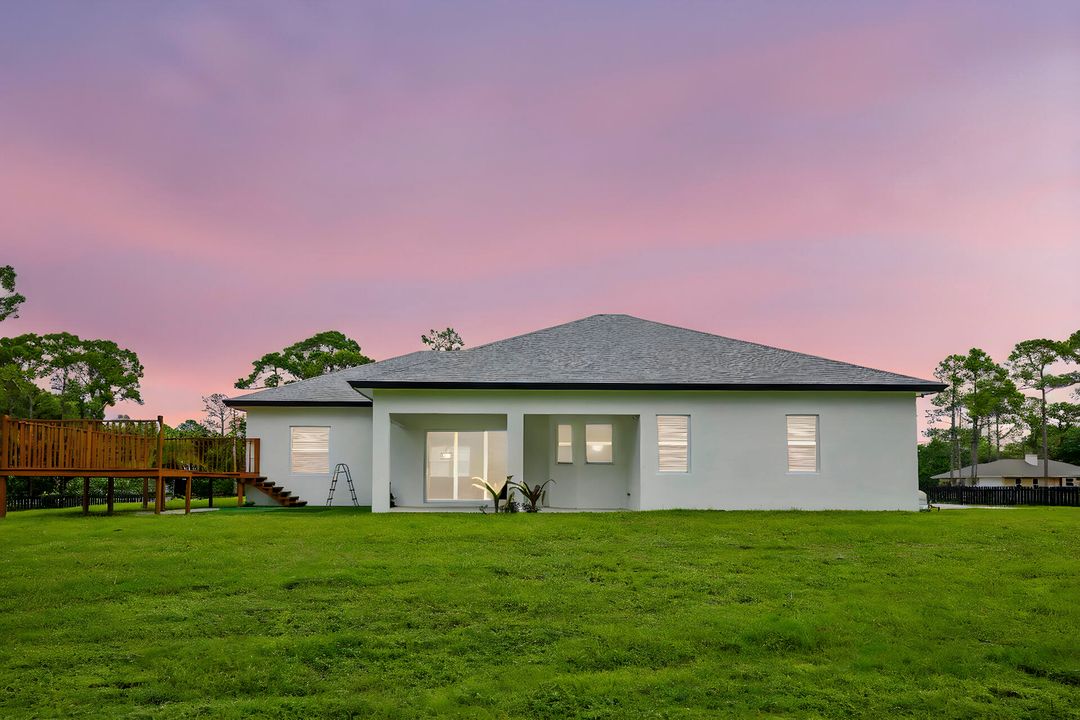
[2,2,1078,429]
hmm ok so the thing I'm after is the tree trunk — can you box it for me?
[970,418,979,487]
[1041,385,1049,480]
[949,407,957,484]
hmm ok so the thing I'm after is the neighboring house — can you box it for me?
[225,314,944,512]
[932,455,1080,488]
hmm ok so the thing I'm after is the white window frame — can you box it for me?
[786,414,819,474]
[290,426,330,476]
[657,414,690,473]
[556,424,573,464]
[585,423,614,464]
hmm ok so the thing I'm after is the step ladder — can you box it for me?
[326,463,359,507]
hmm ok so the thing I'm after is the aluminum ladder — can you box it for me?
[326,463,359,507]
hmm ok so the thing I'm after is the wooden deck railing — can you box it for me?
[0,415,261,518]
[162,436,261,474]
[1,418,159,472]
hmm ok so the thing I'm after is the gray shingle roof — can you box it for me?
[932,458,1080,480]
[227,314,943,406]
[224,352,429,406]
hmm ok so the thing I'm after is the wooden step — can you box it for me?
[247,478,306,508]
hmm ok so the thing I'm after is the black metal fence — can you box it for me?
[5,491,234,512]
[5,494,149,511]
[928,486,1080,507]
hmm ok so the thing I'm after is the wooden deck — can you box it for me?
[0,415,261,518]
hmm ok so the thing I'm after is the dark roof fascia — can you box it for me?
[223,399,373,408]
[350,380,946,393]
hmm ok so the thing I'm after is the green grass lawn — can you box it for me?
[1,506,1078,719]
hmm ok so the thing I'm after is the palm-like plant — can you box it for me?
[472,475,512,514]
[509,478,554,512]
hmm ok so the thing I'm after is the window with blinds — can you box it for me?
[786,415,818,473]
[291,426,330,475]
[657,415,689,472]
[556,424,573,464]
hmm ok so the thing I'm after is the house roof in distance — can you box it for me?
[226,314,944,406]
[932,458,1080,480]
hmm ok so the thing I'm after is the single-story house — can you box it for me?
[932,455,1080,487]
[225,314,944,512]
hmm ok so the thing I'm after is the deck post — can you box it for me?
[142,478,149,509]
[155,416,165,515]
[106,477,115,515]
[0,415,8,520]
[82,477,90,514]
[184,476,192,514]
[208,478,214,508]
[237,480,245,507]
[1,415,9,470]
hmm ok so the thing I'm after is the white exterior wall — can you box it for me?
[241,390,919,512]
[367,389,920,512]
[243,406,373,506]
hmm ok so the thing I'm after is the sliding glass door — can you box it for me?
[425,431,508,501]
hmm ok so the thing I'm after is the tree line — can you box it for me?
[0,264,465,498]
[921,333,1080,488]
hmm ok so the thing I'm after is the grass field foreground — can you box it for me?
[1,505,1078,718]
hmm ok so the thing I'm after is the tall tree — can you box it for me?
[930,354,967,483]
[66,338,144,418]
[985,374,1024,460]
[1008,339,1072,480]
[38,333,143,419]
[202,393,230,436]
[960,349,1010,485]
[0,334,50,418]
[235,330,372,389]
[0,265,26,322]
[202,393,244,437]
[421,327,464,351]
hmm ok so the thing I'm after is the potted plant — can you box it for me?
[472,475,512,514]
[508,479,555,512]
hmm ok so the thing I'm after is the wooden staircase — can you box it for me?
[250,477,308,507]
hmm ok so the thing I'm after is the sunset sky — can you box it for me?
[2,1,1078,427]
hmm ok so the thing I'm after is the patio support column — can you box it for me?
[633,416,647,511]
[506,411,524,487]
[371,404,391,513]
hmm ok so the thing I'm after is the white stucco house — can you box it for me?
[225,314,944,512]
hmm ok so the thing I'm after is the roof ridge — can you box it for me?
[464,314,612,352]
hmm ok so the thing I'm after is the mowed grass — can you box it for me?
[1,506,1078,719]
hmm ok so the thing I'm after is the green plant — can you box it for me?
[472,475,512,514]
[509,478,555,512]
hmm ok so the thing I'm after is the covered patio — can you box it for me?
[380,411,639,511]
